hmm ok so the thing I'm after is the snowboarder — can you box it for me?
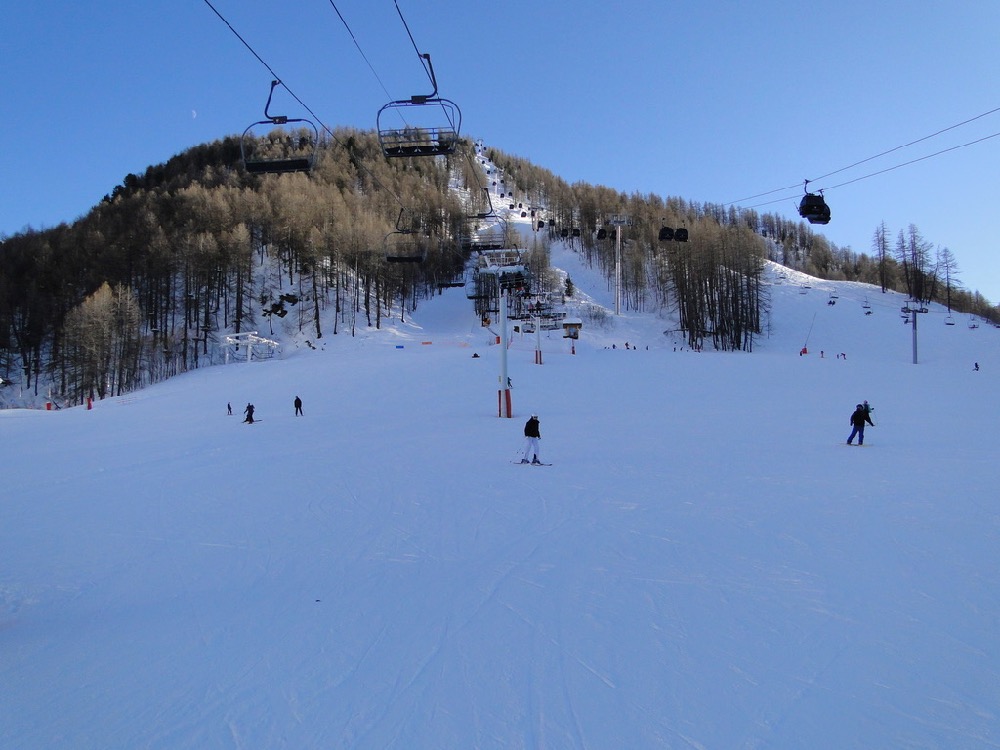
[521,414,542,464]
[847,403,874,445]
[243,403,255,424]
[974,362,980,371]
[294,396,303,416]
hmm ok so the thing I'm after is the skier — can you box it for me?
[227,402,232,416]
[847,403,874,445]
[243,402,255,424]
[521,414,542,464]
[294,396,303,416]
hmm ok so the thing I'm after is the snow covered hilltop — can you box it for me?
[1,134,995,409]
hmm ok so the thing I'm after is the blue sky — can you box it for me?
[4,1,1000,300]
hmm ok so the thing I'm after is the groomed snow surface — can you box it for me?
[3,241,999,749]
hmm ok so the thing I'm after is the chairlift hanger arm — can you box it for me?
[263,80,288,123]
[409,53,440,103]
[240,80,319,174]
[475,186,496,219]
[395,0,440,100]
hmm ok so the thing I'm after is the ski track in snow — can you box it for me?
[3,205,1000,747]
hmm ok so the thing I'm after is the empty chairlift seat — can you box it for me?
[241,80,319,175]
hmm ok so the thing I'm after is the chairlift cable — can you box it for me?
[821,129,1000,191]
[201,0,280,81]
[394,0,435,88]
[809,105,1000,184]
[392,0,458,134]
[325,0,397,106]
[201,0,408,209]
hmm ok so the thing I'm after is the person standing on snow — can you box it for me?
[294,396,303,416]
[243,402,255,424]
[521,414,542,464]
[847,403,874,445]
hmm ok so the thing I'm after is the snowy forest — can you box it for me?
[1,129,995,404]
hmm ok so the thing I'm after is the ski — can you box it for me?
[512,461,553,466]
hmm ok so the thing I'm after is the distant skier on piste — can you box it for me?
[521,414,542,464]
[243,402,255,424]
[847,402,874,445]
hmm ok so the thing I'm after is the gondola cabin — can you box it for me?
[658,227,689,241]
[798,192,831,225]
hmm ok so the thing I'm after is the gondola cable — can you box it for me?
[725,104,1000,210]
[742,127,1000,212]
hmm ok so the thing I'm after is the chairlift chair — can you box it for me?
[383,208,428,264]
[945,315,956,326]
[241,80,319,175]
[384,233,427,264]
[377,54,462,158]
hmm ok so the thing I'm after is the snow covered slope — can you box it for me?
[2,241,999,749]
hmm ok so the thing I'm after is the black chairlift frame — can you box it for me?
[377,54,462,158]
[241,80,319,175]
[383,208,428,264]
[471,187,496,220]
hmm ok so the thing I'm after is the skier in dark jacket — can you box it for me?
[521,414,542,464]
[847,403,874,445]
[294,396,303,416]
[243,403,255,424]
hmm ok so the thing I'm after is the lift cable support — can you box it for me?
[899,300,929,364]
[475,255,527,418]
[223,331,280,364]
[202,0,411,213]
